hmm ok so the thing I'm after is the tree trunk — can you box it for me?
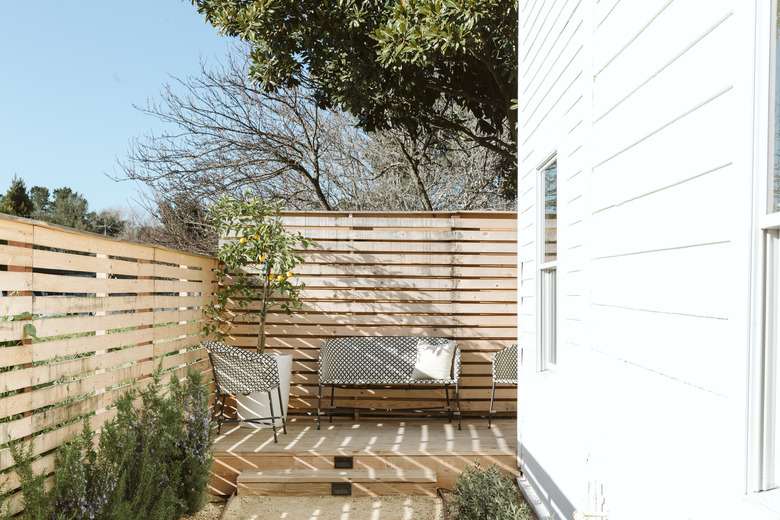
[257,271,271,353]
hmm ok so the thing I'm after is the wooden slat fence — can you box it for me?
[225,211,518,417]
[0,214,217,511]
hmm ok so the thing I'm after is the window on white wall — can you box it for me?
[750,0,780,496]
[539,158,557,370]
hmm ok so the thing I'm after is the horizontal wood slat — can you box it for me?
[281,215,517,229]
[271,228,517,242]
[302,252,518,266]
[0,214,217,502]
[1,211,518,510]
[222,212,518,418]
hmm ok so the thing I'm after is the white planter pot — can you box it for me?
[236,352,292,429]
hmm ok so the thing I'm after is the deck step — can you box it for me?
[237,468,437,496]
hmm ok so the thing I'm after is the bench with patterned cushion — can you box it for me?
[317,336,461,430]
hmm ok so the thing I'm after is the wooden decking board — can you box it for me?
[212,418,518,496]
[238,482,437,497]
[237,468,437,483]
[214,418,516,456]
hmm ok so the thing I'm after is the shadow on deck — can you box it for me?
[211,417,518,496]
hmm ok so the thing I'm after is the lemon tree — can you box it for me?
[204,192,316,353]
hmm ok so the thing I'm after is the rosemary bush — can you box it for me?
[454,461,534,520]
[8,367,214,520]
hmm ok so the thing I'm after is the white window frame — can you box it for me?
[748,0,780,499]
[537,154,558,372]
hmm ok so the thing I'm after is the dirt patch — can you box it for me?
[218,495,444,520]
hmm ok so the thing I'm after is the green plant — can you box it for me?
[0,477,13,520]
[454,461,533,520]
[9,439,51,520]
[0,303,38,348]
[99,366,213,519]
[169,369,215,515]
[51,418,116,520]
[204,192,316,353]
[6,366,214,520]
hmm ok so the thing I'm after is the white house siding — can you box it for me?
[518,1,767,518]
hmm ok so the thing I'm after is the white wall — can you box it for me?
[517,1,765,518]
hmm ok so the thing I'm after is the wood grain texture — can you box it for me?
[220,212,518,416]
[0,214,218,500]
[213,417,517,495]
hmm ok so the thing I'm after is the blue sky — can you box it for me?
[0,1,232,215]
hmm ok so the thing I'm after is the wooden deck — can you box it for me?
[211,417,518,496]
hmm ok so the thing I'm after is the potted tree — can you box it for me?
[204,192,316,427]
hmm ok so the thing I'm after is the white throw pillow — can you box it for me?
[411,340,456,380]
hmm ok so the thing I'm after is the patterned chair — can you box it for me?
[202,341,287,442]
[488,343,518,429]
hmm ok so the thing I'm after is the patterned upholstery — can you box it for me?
[489,343,518,429]
[203,341,280,394]
[202,341,287,441]
[319,336,460,384]
[492,343,518,384]
[317,336,461,430]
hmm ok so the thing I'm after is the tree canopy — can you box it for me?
[0,176,33,218]
[0,178,128,237]
[191,0,518,193]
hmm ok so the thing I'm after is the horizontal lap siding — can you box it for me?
[224,212,518,417]
[519,0,750,518]
[0,215,218,509]
[518,0,593,519]
[586,4,741,515]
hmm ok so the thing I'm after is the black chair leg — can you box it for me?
[268,390,278,443]
[317,383,322,430]
[216,394,228,435]
[488,382,496,429]
[277,386,287,435]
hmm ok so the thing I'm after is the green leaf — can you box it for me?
[22,323,37,340]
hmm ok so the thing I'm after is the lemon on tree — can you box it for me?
[203,191,316,353]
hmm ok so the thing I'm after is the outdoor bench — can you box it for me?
[317,336,461,430]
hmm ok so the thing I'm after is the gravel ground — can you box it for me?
[189,495,445,520]
[181,502,225,520]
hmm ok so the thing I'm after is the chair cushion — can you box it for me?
[411,339,456,380]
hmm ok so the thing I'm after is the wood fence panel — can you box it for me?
[223,211,518,418]
[0,210,518,510]
[0,214,218,502]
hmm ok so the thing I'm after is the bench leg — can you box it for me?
[329,384,335,424]
[455,383,462,430]
[445,385,452,423]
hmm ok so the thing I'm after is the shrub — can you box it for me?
[170,370,215,515]
[7,366,214,520]
[51,419,116,520]
[9,440,50,520]
[454,461,534,520]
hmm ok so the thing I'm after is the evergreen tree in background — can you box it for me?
[0,176,33,218]
[0,177,128,237]
[29,186,51,220]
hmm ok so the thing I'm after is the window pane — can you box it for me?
[544,162,557,262]
[541,268,557,366]
[774,1,780,212]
